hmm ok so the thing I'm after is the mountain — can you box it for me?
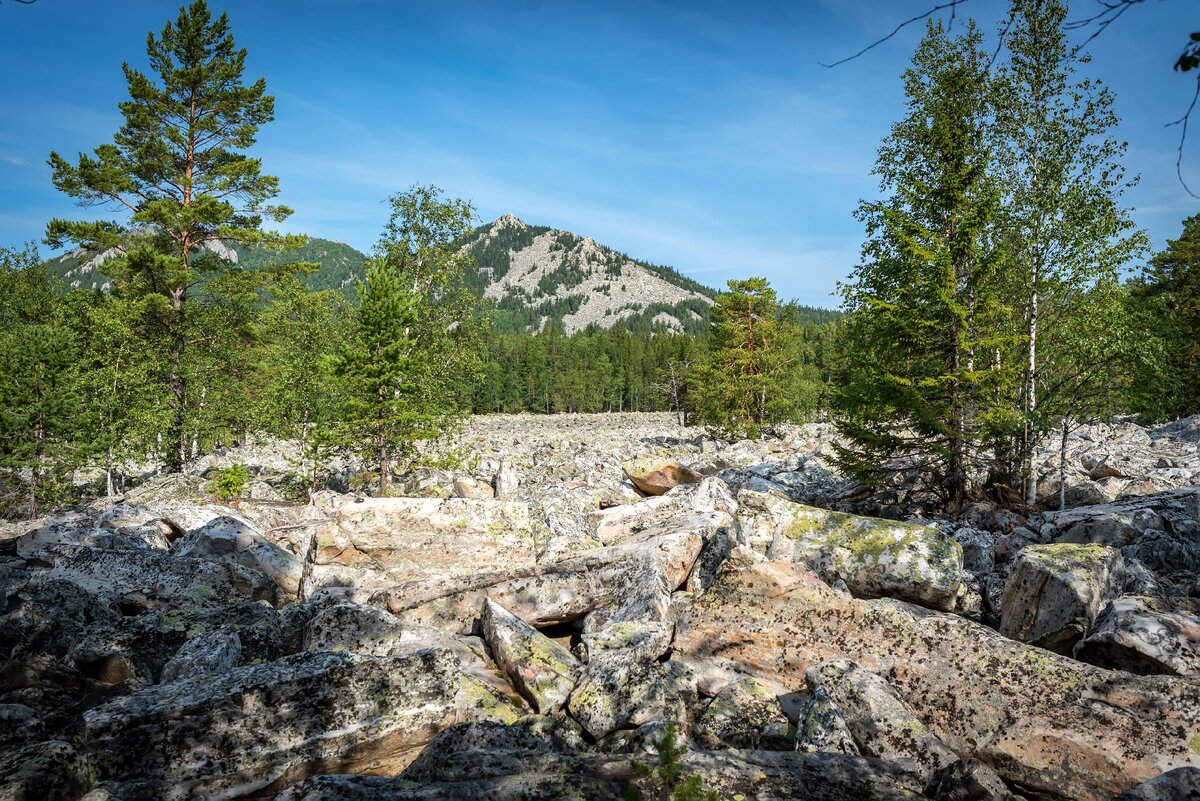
[41,216,719,334]
[43,237,368,294]
[459,214,715,334]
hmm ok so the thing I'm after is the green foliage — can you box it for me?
[0,245,83,518]
[625,724,719,801]
[210,464,249,501]
[835,20,1008,511]
[690,278,804,439]
[337,185,481,495]
[1133,212,1200,419]
[44,0,297,472]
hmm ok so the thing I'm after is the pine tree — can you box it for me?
[45,0,294,472]
[1138,212,1200,418]
[834,20,1009,512]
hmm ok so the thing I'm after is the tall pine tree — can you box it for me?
[45,0,294,472]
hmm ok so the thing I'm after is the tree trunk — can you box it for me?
[1059,415,1070,512]
[1022,280,1039,504]
[105,446,115,498]
[165,293,188,474]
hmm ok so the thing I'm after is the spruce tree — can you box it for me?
[337,186,480,495]
[45,0,293,472]
[690,277,791,440]
[834,20,1009,512]
[0,247,81,518]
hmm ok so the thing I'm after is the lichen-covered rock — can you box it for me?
[159,628,241,683]
[794,685,859,755]
[672,556,1200,801]
[1113,767,1200,800]
[1074,595,1200,676]
[745,491,963,610]
[806,659,957,782]
[306,496,536,595]
[28,544,276,610]
[694,675,792,749]
[277,720,927,801]
[999,543,1124,654]
[173,515,306,600]
[481,598,580,714]
[82,649,467,799]
[0,740,93,801]
[926,758,1023,801]
[303,602,404,654]
[302,602,525,707]
[568,652,696,740]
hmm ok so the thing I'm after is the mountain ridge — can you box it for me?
[41,215,725,333]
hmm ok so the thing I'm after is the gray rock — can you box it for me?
[159,628,241,683]
[695,675,792,749]
[1113,768,1200,800]
[481,598,580,714]
[28,544,276,610]
[174,515,306,600]
[952,527,995,576]
[999,543,1124,654]
[0,740,92,801]
[303,602,404,655]
[83,649,472,799]
[805,659,958,783]
[927,758,1024,800]
[794,685,859,755]
[1074,595,1200,676]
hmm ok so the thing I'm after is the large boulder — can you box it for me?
[794,685,859,755]
[999,543,1124,654]
[173,516,306,600]
[1074,595,1200,677]
[481,598,580,714]
[26,544,276,610]
[694,675,792,750]
[744,491,963,611]
[82,648,508,799]
[623,458,701,496]
[806,659,957,783]
[306,496,536,596]
[671,553,1200,801]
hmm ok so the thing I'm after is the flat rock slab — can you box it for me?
[83,649,466,799]
[672,554,1200,801]
[277,720,926,801]
[308,497,536,592]
[27,544,276,609]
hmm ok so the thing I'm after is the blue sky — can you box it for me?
[0,0,1196,307]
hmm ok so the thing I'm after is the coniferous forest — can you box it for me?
[1,0,1198,518]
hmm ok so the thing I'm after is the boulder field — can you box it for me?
[3,412,1200,800]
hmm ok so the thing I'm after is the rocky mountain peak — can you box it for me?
[462,216,715,334]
